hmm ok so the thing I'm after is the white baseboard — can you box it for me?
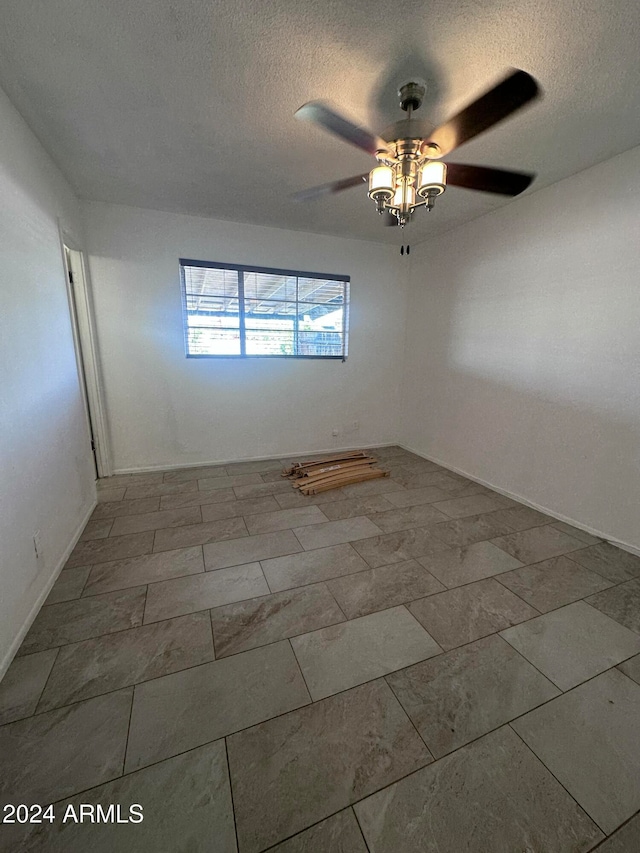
[0,499,97,680]
[108,443,400,475]
[399,443,640,558]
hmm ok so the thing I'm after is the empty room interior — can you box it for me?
[1,0,640,850]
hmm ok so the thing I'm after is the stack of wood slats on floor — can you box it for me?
[282,450,389,494]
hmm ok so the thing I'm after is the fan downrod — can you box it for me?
[398,82,426,113]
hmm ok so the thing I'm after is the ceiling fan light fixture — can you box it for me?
[368,165,394,201]
[393,180,416,213]
[417,161,447,198]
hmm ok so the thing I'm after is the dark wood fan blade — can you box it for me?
[293,173,368,202]
[295,101,387,156]
[426,69,540,157]
[446,163,535,196]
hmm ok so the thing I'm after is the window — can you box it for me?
[180,259,350,359]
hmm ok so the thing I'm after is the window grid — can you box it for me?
[180,259,350,360]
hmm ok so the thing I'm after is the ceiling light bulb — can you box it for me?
[368,165,394,201]
[417,161,447,198]
[393,181,416,212]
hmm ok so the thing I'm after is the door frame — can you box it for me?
[60,227,111,477]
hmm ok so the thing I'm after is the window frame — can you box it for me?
[179,258,350,361]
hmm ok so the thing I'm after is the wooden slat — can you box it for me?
[283,451,370,477]
[293,458,376,483]
[301,469,389,494]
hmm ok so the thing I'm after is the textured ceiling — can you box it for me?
[1,0,639,244]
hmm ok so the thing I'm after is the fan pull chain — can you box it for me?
[400,245,410,256]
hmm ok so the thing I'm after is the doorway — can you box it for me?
[62,243,109,478]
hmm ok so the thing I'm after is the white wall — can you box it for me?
[0,87,96,672]
[83,202,405,471]
[402,145,640,551]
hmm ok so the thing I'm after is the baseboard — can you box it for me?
[0,498,97,680]
[399,443,640,559]
[108,443,400,475]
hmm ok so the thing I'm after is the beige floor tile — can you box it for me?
[198,473,263,491]
[293,516,383,550]
[568,542,640,583]
[261,543,370,592]
[96,487,126,502]
[418,541,523,587]
[110,506,201,536]
[124,480,199,499]
[366,503,450,532]
[586,577,640,633]
[159,487,236,510]
[91,496,161,519]
[267,809,367,853]
[79,518,113,540]
[499,555,614,612]
[0,649,58,725]
[431,511,515,547]
[491,525,584,564]
[319,494,396,520]
[83,546,204,595]
[125,641,310,772]
[233,481,294,499]
[46,566,91,603]
[244,505,328,535]
[291,606,442,700]
[383,485,453,508]
[66,530,154,568]
[551,521,601,545]
[153,516,247,551]
[433,493,512,519]
[144,562,269,622]
[200,495,280,522]
[162,464,228,482]
[204,529,302,570]
[353,527,451,568]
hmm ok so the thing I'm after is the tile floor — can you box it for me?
[1,447,640,851]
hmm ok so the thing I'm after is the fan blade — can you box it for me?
[293,173,368,202]
[446,163,535,196]
[426,69,540,157]
[295,101,387,156]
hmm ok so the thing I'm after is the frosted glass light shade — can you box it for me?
[368,165,394,200]
[417,161,447,197]
[393,181,416,211]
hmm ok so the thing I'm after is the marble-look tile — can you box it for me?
[3,741,237,853]
[430,512,515,547]
[491,525,584,564]
[355,726,602,853]
[383,485,453,508]
[96,487,126,502]
[586,577,640,633]
[233,481,293,499]
[163,464,228,482]
[203,529,302,571]
[19,587,146,655]
[153,516,247,552]
[407,577,538,650]
[159,487,236,509]
[124,480,199,499]
[211,583,345,657]
[291,606,441,700]
[245,505,328,535]
[38,612,215,711]
[66,530,154,568]
[352,527,451,569]
[144,562,269,622]
[198,473,263,491]
[83,546,204,596]
[387,634,559,757]
[200,495,280,522]
[91,496,161,519]
[293,516,383,550]
[568,542,640,584]
[0,689,132,805]
[0,649,58,725]
[267,809,367,853]
[591,813,640,853]
[618,653,640,685]
[261,543,370,592]
[327,560,445,619]
[319,494,396,520]
[433,493,510,519]
[499,555,614,612]
[110,506,202,536]
[500,601,640,690]
[366,503,449,532]
[274,488,346,509]
[551,521,601,546]
[488,506,554,531]
[79,517,113,540]
[125,640,310,771]
[46,566,91,603]
[228,679,432,853]
[417,541,523,587]
[369,445,408,458]
[394,471,468,492]
[513,669,640,834]
[226,458,284,475]
[340,478,406,497]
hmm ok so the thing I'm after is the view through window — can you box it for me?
[180,260,350,358]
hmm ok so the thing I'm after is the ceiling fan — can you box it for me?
[294,69,540,228]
